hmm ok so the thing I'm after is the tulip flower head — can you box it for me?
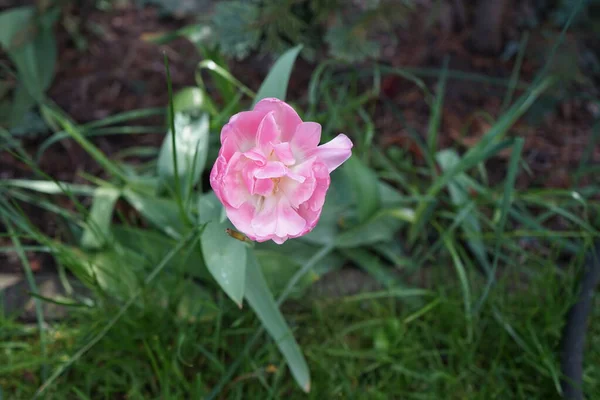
[210,98,353,244]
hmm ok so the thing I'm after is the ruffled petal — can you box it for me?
[290,122,321,160]
[279,157,317,208]
[308,134,353,173]
[256,112,281,151]
[272,142,296,165]
[254,161,287,179]
[251,197,306,240]
[225,201,258,240]
[254,98,302,142]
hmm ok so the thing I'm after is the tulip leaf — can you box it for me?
[200,218,247,307]
[157,112,210,195]
[335,208,410,248]
[245,250,311,392]
[0,6,58,127]
[123,188,189,239]
[253,44,303,106]
[342,155,381,223]
[198,192,246,306]
[80,187,120,250]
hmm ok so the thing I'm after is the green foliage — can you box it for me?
[212,1,261,60]
[193,0,411,62]
[0,5,59,130]
[324,19,380,62]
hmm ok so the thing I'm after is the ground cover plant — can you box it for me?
[1,0,600,399]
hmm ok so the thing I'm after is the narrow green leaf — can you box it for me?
[443,236,473,342]
[42,105,127,181]
[408,77,552,243]
[436,149,490,274]
[477,137,525,310]
[343,155,380,223]
[427,58,448,156]
[80,187,120,250]
[1,179,96,195]
[245,250,311,392]
[253,44,303,106]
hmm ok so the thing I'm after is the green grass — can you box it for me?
[0,260,597,399]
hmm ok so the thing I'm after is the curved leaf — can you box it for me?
[157,112,210,195]
[245,250,311,392]
[253,44,303,106]
[200,219,246,307]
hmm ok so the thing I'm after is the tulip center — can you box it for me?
[271,177,281,193]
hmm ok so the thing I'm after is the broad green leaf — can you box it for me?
[436,149,490,274]
[335,208,410,248]
[157,112,210,195]
[379,181,404,206]
[343,155,380,223]
[253,44,303,106]
[300,200,341,245]
[111,226,210,281]
[245,250,311,392]
[80,187,120,250]
[200,220,246,306]
[0,6,58,126]
[197,191,226,225]
[123,188,189,239]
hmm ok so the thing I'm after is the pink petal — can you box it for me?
[222,110,266,145]
[225,201,258,240]
[256,112,280,151]
[253,178,274,196]
[272,142,296,165]
[276,200,306,238]
[272,236,287,244]
[243,148,267,165]
[251,197,306,239]
[290,122,321,160]
[221,153,251,208]
[306,163,331,211]
[251,196,278,238]
[309,134,353,173]
[280,158,317,207]
[254,98,302,142]
[254,162,287,179]
[297,202,323,232]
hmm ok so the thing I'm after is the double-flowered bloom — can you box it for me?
[210,98,353,244]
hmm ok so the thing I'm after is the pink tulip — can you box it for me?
[210,98,353,244]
